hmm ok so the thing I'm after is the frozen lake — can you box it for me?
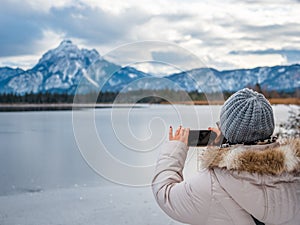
[0,104,222,195]
[0,104,297,225]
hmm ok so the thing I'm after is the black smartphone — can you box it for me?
[188,130,217,146]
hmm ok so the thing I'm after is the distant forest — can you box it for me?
[0,84,298,104]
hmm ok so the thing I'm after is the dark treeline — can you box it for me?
[0,87,298,104]
[249,83,300,99]
[0,92,75,104]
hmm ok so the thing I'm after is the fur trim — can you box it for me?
[198,139,300,175]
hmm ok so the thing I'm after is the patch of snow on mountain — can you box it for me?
[256,67,270,84]
[45,75,70,90]
[128,73,137,79]
[8,72,43,94]
[82,69,99,88]
[108,78,121,86]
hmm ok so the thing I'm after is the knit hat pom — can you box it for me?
[220,88,274,144]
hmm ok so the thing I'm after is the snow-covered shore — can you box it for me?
[0,184,183,225]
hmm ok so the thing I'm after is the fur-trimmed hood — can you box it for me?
[198,139,300,175]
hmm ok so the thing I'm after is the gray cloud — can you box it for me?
[230,49,300,64]
[152,50,195,64]
[154,13,194,22]
[47,5,150,45]
[238,23,300,37]
[0,1,46,56]
[0,0,150,57]
[184,21,300,53]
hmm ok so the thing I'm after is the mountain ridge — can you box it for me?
[0,40,299,95]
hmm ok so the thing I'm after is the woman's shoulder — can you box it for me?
[198,138,300,176]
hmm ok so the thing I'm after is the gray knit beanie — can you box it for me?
[219,88,274,144]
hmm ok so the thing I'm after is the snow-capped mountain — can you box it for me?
[166,65,300,93]
[0,40,151,95]
[166,68,222,93]
[219,65,300,92]
[1,40,96,94]
[0,40,299,95]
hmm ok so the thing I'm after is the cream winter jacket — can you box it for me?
[152,139,300,225]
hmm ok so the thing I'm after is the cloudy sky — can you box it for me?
[1,0,300,75]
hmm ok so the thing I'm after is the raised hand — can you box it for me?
[169,125,190,146]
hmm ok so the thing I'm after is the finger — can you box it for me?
[169,126,173,140]
[186,128,190,137]
[184,128,190,145]
[208,127,220,134]
[180,127,185,136]
[175,126,181,136]
[181,128,189,136]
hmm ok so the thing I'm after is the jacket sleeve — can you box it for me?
[151,140,207,224]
